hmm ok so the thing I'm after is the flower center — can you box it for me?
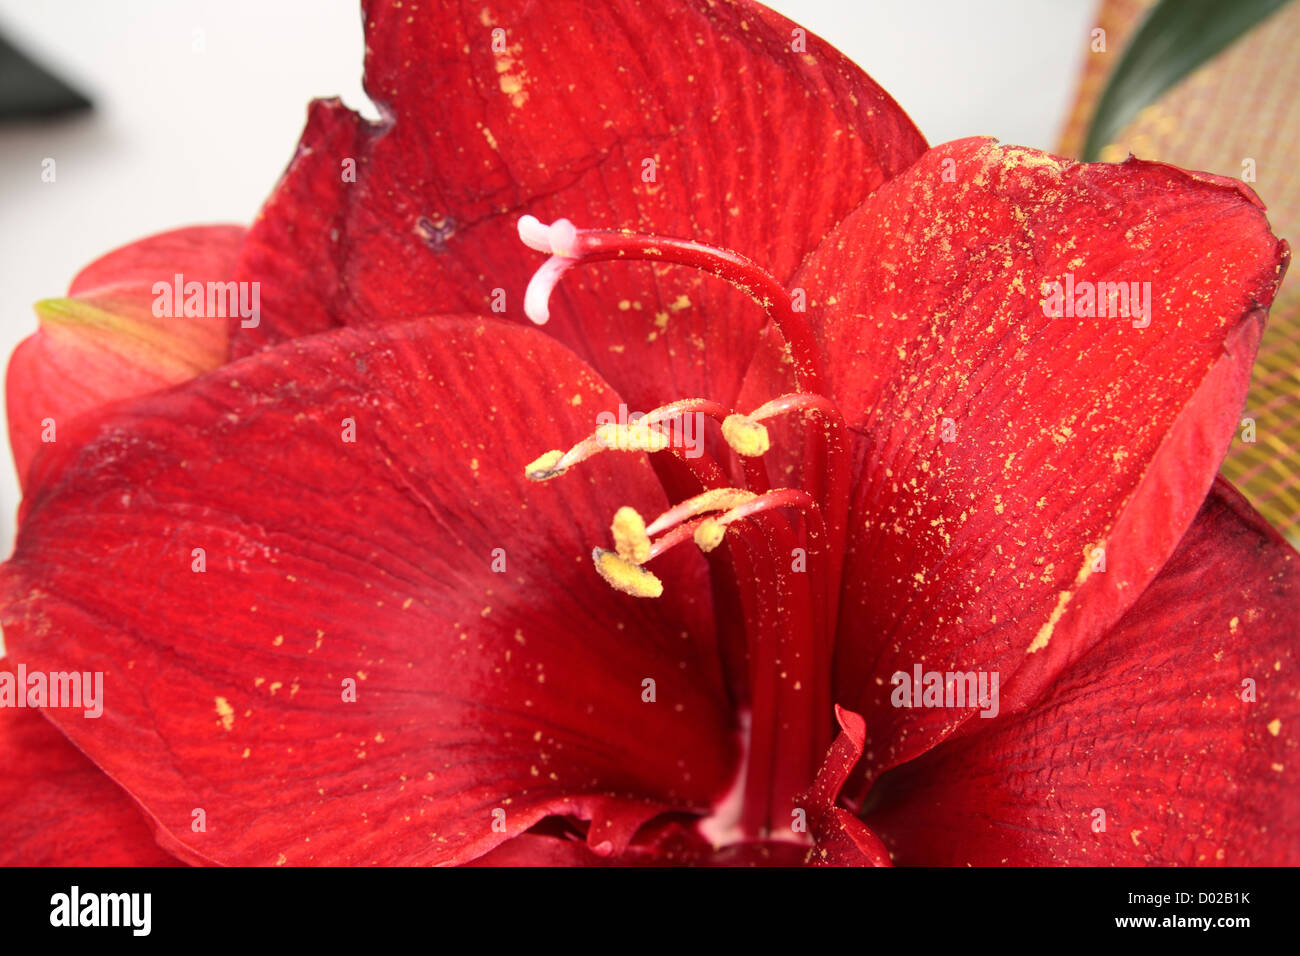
[518,216,852,843]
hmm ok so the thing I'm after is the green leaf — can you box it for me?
[1082,0,1293,161]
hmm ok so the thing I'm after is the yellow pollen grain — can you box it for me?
[611,506,651,564]
[214,696,234,732]
[497,73,528,107]
[592,548,663,598]
[1268,718,1282,737]
[721,414,770,457]
[525,449,564,480]
[694,519,727,553]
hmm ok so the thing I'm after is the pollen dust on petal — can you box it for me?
[214,696,235,732]
[494,51,530,107]
[1027,549,1099,654]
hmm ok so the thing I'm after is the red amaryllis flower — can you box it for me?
[1,0,1296,867]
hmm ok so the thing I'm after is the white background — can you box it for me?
[0,0,1096,556]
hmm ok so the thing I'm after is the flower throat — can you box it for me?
[517,215,852,841]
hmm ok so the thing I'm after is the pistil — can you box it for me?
[517,215,825,393]
[516,215,854,844]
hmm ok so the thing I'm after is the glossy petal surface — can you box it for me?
[2,316,734,865]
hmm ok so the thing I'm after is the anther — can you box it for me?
[721,414,771,457]
[592,547,663,599]
[611,506,651,563]
[694,518,727,553]
[595,421,671,452]
[525,449,566,480]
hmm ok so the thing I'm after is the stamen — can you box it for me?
[512,218,855,842]
[589,487,813,599]
[592,547,663,599]
[611,506,651,563]
[680,488,819,557]
[525,449,566,480]
[743,393,851,593]
[721,414,771,457]
[707,488,817,533]
[523,398,732,483]
[645,488,758,537]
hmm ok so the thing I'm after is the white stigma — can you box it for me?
[517,215,579,257]
[523,256,576,325]
[517,214,554,253]
[518,216,582,325]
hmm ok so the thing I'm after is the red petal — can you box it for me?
[800,705,890,866]
[468,832,613,866]
[814,809,891,867]
[800,139,1288,779]
[7,226,244,489]
[234,0,926,412]
[0,661,180,866]
[2,316,736,865]
[864,479,1300,865]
